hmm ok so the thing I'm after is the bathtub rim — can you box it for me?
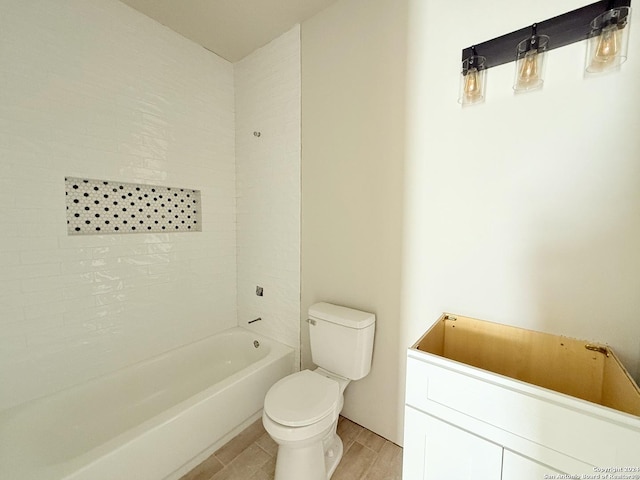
[0,326,291,416]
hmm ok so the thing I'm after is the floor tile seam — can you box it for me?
[355,435,385,453]
[248,448,273,469]
[209,465,229,480]
[201,458,225,480]
[358,462,376,480]
[214,448,255,468]
[352,439,378,456]
[212,452,232,467]
[213,424,265,464]
[363,453,396,479]
[378,440,403,459]
[353,440,381,480]
[254,440,275,457]
[211,456,271,480]
[205,466,227,480]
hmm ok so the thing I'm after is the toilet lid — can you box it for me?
[264,370,340,427]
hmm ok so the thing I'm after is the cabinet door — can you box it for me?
[403,407,503,480]
[502,450,563,480]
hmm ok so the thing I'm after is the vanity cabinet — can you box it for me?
[403,314,640,480]
[404,406,503,480]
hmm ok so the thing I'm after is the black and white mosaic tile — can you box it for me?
[65,177,202,235]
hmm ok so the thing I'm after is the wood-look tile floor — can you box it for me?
[179,416,403,480]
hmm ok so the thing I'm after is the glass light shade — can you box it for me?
[586,7,631,73]
[513,35,549,92]
[458,56,486,105]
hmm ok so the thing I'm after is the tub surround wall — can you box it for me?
[0,0,236,409]
[234,26,302,365]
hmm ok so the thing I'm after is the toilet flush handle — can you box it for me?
[307,319,316,326]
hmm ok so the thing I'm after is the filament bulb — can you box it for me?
[594,24,619,65]
[458,54,486,105]
[464,68,481,101]
[513,34,548,92]
[518,50,539,85]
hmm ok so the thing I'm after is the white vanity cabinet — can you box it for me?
[404,406,503,480]
[403,314,640,480]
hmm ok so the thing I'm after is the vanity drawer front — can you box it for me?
[406,355,640,467]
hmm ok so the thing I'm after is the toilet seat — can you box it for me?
[264,370,340,427]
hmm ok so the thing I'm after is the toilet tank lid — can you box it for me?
[308,302,375,329]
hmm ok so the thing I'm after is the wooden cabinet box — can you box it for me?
[403,314,640,480]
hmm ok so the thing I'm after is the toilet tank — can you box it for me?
[308,302,375,380]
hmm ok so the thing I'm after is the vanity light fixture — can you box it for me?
[586,6,632,72]
[459,0,632,105]
[513,25,549,92]
[458,47,487,106]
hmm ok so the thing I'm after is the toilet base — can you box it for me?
[273,430,343,480]
[324,433,344,479]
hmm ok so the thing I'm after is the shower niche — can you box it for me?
[65,177,202,235]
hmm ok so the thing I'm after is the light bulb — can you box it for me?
[464,68,482,101]
[458,54,486,105]
[518,50,539,85]
[593,24,619,66]
[513,35,548,92]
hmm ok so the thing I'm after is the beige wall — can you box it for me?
[301,0,408,444]
[302,0,640,447]
[402,0,640,387]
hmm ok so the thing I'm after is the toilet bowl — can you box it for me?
[263,369,349,480]
[262,303,375,480]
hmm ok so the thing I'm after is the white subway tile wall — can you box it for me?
[0,1,236,408]
[235,26,301,365]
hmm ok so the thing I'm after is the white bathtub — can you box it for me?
[0,327,294,480]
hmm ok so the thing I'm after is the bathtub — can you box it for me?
[0,327,294,480]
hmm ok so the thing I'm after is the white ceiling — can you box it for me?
[119,0,339,62]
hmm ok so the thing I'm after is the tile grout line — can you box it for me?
[353,440,379,480]
[254,442,274,457]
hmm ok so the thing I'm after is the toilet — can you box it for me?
[262,302,375,480]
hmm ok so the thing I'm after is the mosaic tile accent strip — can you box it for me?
[65,177,201,235]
